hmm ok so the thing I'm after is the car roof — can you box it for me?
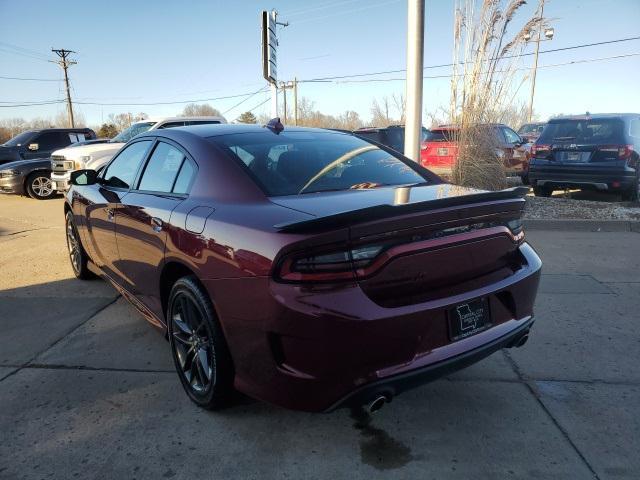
[21,127,94,134]
[137,116,227,124]
[549,113,640,121]
[140,123,348,139]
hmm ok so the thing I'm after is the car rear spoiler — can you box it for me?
[274,186,528,233]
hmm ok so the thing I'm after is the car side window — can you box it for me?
[138,142,185,193]
[503,127,521,144]
[34,132,71,151]
[629,119,640,138]
[186,120,221,126]
[157,121,186,129]
[102,140,152,189]
[172,158,197,194]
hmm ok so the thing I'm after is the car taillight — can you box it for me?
[597,144,634,160]
[277,245,385,282]
[531,144,550,156]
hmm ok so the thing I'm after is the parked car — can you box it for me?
[353,125,429,154]
[0,127,96,166]
[50,116,226,193]
[0,158,57,199]
[529,113,639,200]
[517,122,547,144]
[64,120,541,412]
[420,124,528,177]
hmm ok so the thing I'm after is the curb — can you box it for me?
[523,219,640,232]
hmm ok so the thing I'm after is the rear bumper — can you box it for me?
[529,164,636,191]
[204,242,542,412]
[0,175,25,195]
[326,315,534,411]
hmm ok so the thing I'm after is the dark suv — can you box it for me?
[354,125,428,154]
[529,114,639,200]
[0,128,96,165]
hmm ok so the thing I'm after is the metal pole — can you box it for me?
[528,1,545,123]
[403,0,424,162]
[271,83,278,118]
[293,77,298,126]
[282,83,288,124]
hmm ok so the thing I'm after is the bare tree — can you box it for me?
[180,103,221,117]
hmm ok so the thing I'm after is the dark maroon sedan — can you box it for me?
[65,121,541,413]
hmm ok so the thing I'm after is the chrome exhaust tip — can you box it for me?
[515,333,529,348]
[366,395,389,414]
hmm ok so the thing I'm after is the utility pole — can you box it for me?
[279,80,297,125]
[51,48,77,128]
[528,1,545,123]
[404,0,425,162]
[293,77,298,126]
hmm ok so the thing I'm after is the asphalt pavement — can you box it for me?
[1,194,638,480]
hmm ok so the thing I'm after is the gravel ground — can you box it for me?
[523,194,640,220]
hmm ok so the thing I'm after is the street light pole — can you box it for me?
[404,0,425,162]
[527,0,545,123]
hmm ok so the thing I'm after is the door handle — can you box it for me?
[151,217,163,232]
[106,208,114,221]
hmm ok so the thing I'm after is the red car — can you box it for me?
[65,121,541,412]
[421,124,528,176]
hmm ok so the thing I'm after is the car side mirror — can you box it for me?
[70,169,98,186]
[28,143,39,151]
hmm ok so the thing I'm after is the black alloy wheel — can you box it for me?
[65,211,94,279]
[167,276,233,409]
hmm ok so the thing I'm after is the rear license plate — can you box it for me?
[448,298,491,341]
[437,148,448,156]
[566,152,581,162]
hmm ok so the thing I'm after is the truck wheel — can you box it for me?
[26,171,55,200]
[533,185,552,197]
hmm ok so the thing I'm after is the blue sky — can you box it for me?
[0,0,639,126]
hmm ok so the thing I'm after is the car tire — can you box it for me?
[533,184,552,197]
[26,171,55,200]
[167,276,234,410]
[621,173,639,202]
[65,211,95,280]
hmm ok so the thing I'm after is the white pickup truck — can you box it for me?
[50,116,226,193]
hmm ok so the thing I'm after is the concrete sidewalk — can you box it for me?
[1,196,638,479]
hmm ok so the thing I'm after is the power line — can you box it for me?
[222,86,268,115]
[72,91,271,107]
[334,52,640,83]
[0,75,60,82]
[0,100,66,108]
[0,41,50,60]
[298,35,640,83]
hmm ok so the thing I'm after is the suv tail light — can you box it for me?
[531,144,550,157]
[597,144,634,160]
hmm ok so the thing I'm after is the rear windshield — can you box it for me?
[425,130,456,142]
[538,119,625,144]
[210,131,429,196]
[518,124,545,135]
[112,122,155,143]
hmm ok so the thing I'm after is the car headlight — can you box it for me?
[74,156,91,170]
[0,169,20,178]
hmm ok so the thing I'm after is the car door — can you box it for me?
[22,131,72,159]
[501,126,525,172]
[83,140,153,283]
[115,139,196,322]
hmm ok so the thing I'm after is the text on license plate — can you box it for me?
[437,148,449,156]
[448,298,491,341]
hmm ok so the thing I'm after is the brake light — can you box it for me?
[531,144,550,156]
[277,245,385,282]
